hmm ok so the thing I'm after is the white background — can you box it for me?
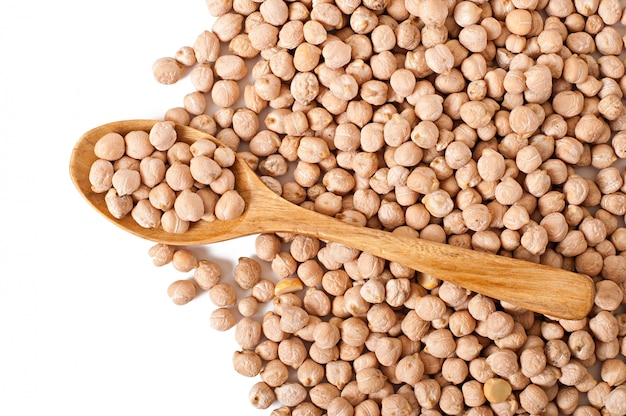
[0,2,265,414]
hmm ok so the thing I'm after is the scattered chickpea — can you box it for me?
[209,307,237,331]
[102,1,626,413]
[167,280,196,305]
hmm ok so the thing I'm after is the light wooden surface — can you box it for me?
[70,120,595,319]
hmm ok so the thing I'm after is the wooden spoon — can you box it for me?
[70,120,595,319]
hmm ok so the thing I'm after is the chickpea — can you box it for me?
[167,280,196,305]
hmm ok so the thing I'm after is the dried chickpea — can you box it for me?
[209,307,237,331]
[249,382,276,410]
[166,279,197,305]
[232,257,261,290]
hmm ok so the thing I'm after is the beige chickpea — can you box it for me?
[237,296,259,316]
[414,378,441,409]
[595,26,622,56]
[501,205,530,231]
[258,0,288,25]
[210,80,240,109]
[213,55,247,82]
[210,12,243,41]
[260,359,289,388]
[423,328,456,358]
[447,310,476,338]
[274,383,308,408]
[457,24,488,53]
[438,385,464,415]
[247,23,279,52]
[466,294,495,322]
[279,305,310,334]
[600,192,626,215]
[308,382,340,410]
[600,358,626,387]
[422,189,454,219]
[89,159,115,194]
[559,360,590,387]
[445,141,472,171]
[413,294,447,322]
[459,100,493,129]
[148,243,175,267]
[254,233,280,262]
[325,396,354,416]
[169,249,197,273]
[354,367,387,396]
[485,311,516,341]
[519,384,549,414]
[94,132,126,162]
[189,64,215,93]
[232,257,261,290]
[388,68,416,99]
[393,353,424,386]
[589,310,619,342]
[368,50,396,81]
[380,394,412,416]
[475,150,505,183]
[524,168,552,197]
[209,307,237,331]
[462,380,486,408]
[253,74,281,102]
[249,382,276,410]
[187,260,219,292]
[278,337,306,369]
[552,91,584,117]
[233,350,262,378]
[575,248,603,276]
[123,130,153,161]
[598,94,624,121]
[537,29,564,54]
[454,1,482,27]
[250,341,276,364]
[294,359,324,389]
[263,311,286,343]
[365,302,396,333]
[181,91,206,117]
[152,57,184,85]
[400,310,429,343]
[461,204,492,232]
[303,20,327,45]
[604,386,626,416]
[514,146,542,175]
[209,282,236,307]
[131,199,161,229]
[519,221,549,255]
[506,9,533,36]
[425,44,454,75]
[193,30,220,64]
[509,106,542,139]
[441,357,469,385]
[587,381,611,408]
[170,189,202,223]
[520,347,547,378]
[372,336,402,367]
[167,279,196,305]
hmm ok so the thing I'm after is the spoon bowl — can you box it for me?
[70,120,595,319]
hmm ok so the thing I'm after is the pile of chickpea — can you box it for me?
[116,0,626,414]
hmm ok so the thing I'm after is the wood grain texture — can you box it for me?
[70,120,595,319]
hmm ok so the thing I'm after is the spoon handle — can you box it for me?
[326,222,593,319]
[257,196,595,319]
